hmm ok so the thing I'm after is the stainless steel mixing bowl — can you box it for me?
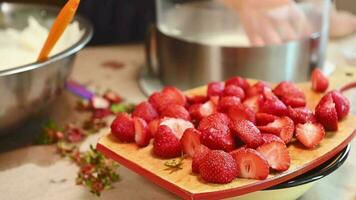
[0,3,93,134]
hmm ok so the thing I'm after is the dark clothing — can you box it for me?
[78,0,156,45]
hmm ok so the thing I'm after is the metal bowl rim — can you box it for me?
[265,144,351,190]
[0,2,93,76]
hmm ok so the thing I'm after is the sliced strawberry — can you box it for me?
[218,96,241,113]
[255,113,278,126]
[287,106,316,124]
[225,76,250,92]
[159,117,194,139]
[230,148,269,180]
[228,103,256,124]
[132,101,159,122]
[223,85,245,100]
[243,95,262,113]
[187,95,208,105]
[230,120,263,148]
[92,108,112,119]
[133,117,151,147]
[189,100,217,121]
[192,145,210,173]
[246,81,271,97]
[273,81,306,108]
[199,150,238,183]
[315,94,338,131]
[180,128,201,157]
[262,133,284,144]
[329,90,350,120]
[103,91,122,104]
[200,129,236,152]
[161,104,190,120]
[257,141,291,171]
[153,125,182,158]
[295,122,325,149]
[259,88,287,116]
[90,96,110,109]
[111,113,135,142]
[148,118,160,137]
[209,95,220,106]
[257,116,294,144]
[207,82,225,97]
[311,68,329,93]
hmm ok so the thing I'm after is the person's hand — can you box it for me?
[220,0,312,46]
[329,5,356,38]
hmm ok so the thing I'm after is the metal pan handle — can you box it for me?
[145,24,159,76]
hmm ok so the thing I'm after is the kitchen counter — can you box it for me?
[0,43,355,200]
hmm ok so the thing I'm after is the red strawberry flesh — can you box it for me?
[230,148,269,180]
[295,122,325,149]
[180,128,201,157]
[257,141,291,171]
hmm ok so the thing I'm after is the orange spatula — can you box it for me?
[37,0,80,62]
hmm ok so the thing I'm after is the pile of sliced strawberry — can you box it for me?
[109,68,350,184]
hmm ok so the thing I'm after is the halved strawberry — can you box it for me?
[159,117,194,139]
[207,82,225,97]
[261,133,284,144]
[259,88,287,116]
[257,117,294,144]
[200,129,236,152]
[111,113,135,142]
[192,145,210,173]
[218,96,241,113]
[329,90,350,120]
[243,95,262,113]
[180,128,201,157]
[103,91,122,104]
[315,94,338,131]
[230,120,263,148]
[225,76,250,92]
[161,104,191,120]
[133,117,151,147]
[90,96,110,109]
[199,150,238,183]
[228,103,256,124]
[246,81,271,97]
[257,141,291,171]
[295,122,325,149]
[132,101,159,123]
[255,113,278,126]
[230,148,269,180]
[189,100,217,121]
[153,125,182,158]
[223,85,245,100]
[273,81,306,108]
[148,118,160,137]
[311,68,329,93]
[287,106,316,124]
[187,95,208,105]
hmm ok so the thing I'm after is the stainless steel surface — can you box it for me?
[148,27,319,90]
[147,0,331,90]
[0,3,93,134]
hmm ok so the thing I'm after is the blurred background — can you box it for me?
[3,0,354,45]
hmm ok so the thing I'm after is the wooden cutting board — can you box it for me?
[97,66,356,200]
